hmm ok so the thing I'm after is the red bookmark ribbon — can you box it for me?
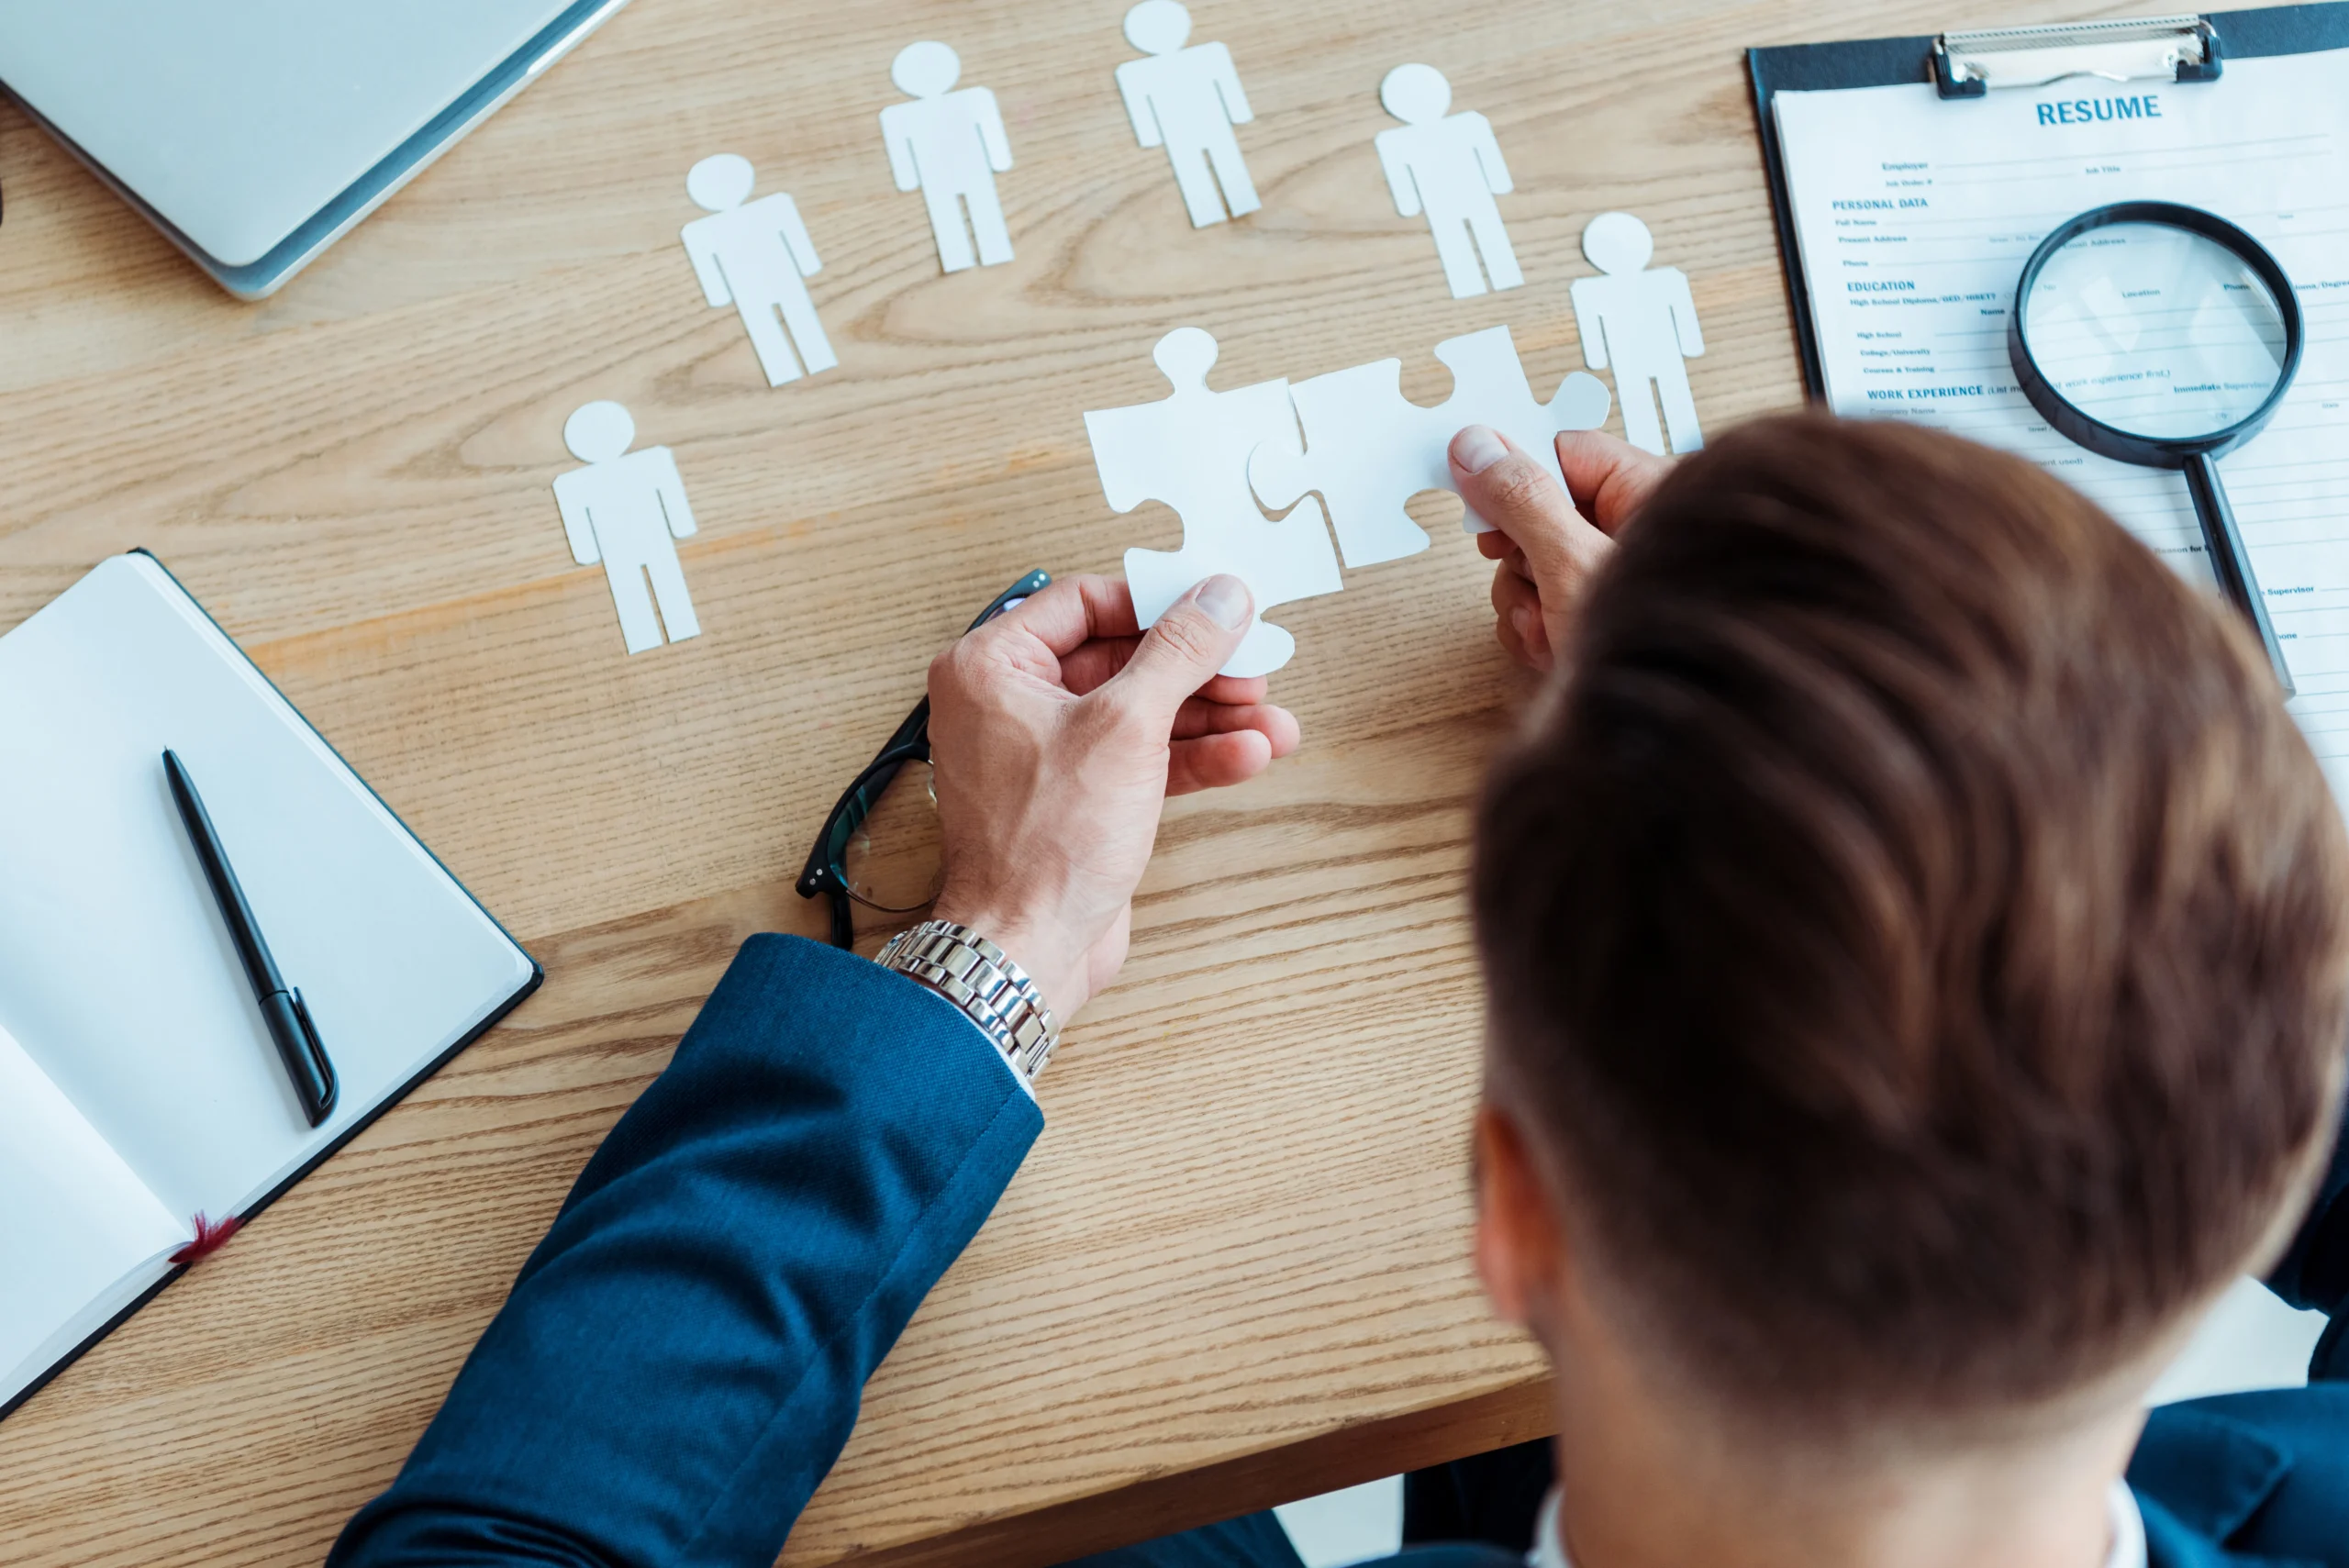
[170,1212,242,1267]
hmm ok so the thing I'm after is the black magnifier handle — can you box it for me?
[2183,452,2294,698]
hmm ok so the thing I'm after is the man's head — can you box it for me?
[1580,211,1653,277]
[686,153,756,214]
[1380,64,1453,128]
[1471,414,2349,1440]
[891,40,962,100]
[563,400,637,465]
[1124,0,1193,56]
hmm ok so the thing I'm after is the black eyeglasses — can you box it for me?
[796,570,1050,948]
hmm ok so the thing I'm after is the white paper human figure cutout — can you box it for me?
[1573,212,1706,455]
[1375,64,1521,300]
[1085,328,1341,678]
[680,154,837,388]
[553,402,702,655]
[1116,1,1259,228]
[882,41,1016,273]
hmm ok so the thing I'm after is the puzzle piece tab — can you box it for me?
[1248,325,1612,565]
[1085,327,1342,677]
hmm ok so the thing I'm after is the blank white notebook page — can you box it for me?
[0,554,533,1230]
[0,1024,186,1387]
[1775,50,2349,801]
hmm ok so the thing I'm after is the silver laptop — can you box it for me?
[0,0,629,299]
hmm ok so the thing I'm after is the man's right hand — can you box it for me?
[926,574,1297,1027]
[1449,426,1673,672]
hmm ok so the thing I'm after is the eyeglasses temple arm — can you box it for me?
[794,568,1051,917]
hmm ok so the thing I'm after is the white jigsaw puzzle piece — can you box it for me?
[1250,325,1612,561]
[1085,328,1342,677]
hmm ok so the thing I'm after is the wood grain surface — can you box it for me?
[0,1,2116,1563]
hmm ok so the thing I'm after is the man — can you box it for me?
[882,40,1017,273]
[1569,212,1703,457]
[330,416,2349,1568]
[1117,0,1261,228]
[552,400,701,655]
[679,154,837,389]
[1375,63,1522,299]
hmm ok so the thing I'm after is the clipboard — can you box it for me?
[1748,4,2349,398]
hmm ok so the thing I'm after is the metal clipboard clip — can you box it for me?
[1932,13,2222,97]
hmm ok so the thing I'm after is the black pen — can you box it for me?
[162,749,339,1127]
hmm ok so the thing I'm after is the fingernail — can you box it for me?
[1509,606,1531,643]
[1195,573,1251,629]
[1453,425,1508,473]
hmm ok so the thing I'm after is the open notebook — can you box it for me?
[0,552,540,1418]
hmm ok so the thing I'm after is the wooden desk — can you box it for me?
[0,0,2081,1562]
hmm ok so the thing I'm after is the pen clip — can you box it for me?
[287,988,338,1122]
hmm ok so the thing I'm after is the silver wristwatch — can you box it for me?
[874,919,1061,1084]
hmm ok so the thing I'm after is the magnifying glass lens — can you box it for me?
[2020,222,2289,440]
[2008,203,2302,695]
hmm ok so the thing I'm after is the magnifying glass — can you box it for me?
[2008,200,2302,695]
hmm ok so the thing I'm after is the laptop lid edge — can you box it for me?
[8,0,630,301]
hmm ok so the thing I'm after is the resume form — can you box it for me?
[1776,52,2349,795]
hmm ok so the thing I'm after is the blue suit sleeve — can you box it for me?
[328,934,1044,1568]
[2265,1085,2349,1380]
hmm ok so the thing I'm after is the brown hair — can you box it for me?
[1475,414,2349,1420]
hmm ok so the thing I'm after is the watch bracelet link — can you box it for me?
[874,918,1060,1083]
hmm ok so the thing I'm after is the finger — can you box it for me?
[1168,729,1275,795]
[1553,429,1673,538]
[1172,699,1300,756]
[1097,574,1253,728]
[1196,673,1270,706]
[985,574,1143,660]
[1060,636,1270,706]
[1058,635,1141,696]
[1450,426,1612,594]
[1491,567,1546,670]
[1491,564,1542,625]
